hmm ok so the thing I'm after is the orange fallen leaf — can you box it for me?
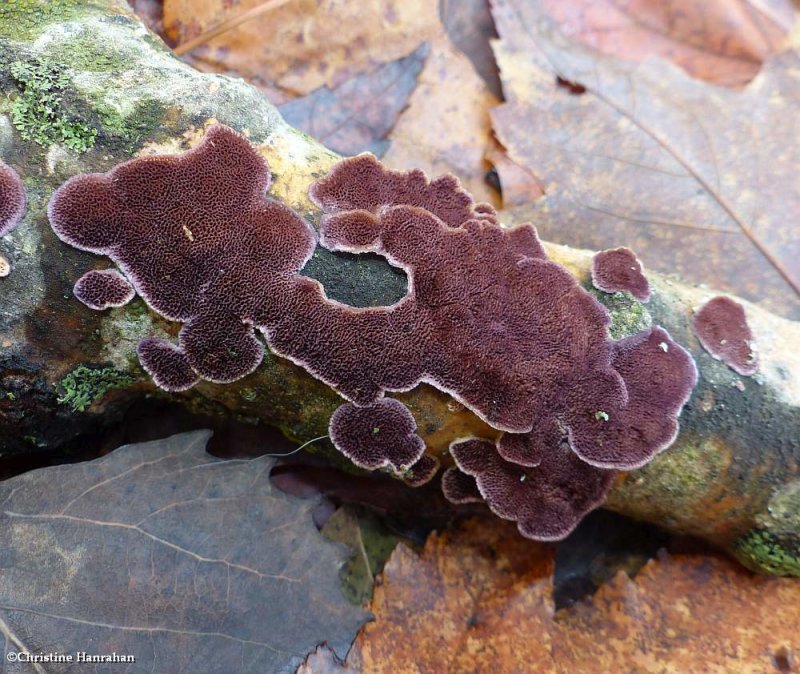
[163,0,440,103]
[552,552,800,673]
[352,519,557,673]
[538,0,796,88]
[343,519,800,673]
[490,0,800,318]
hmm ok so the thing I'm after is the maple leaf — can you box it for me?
[490,0,800,318]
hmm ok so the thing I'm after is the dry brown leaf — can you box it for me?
[485,136,545,207]
[352,519,557,673]
[539,0,796,87]
[0,430,368,672]
[490,0,800,318]
[552,552,800,673]
[346,519,800,673]
[383,35,500,205]
[278,44,428,157]
[163,0,440,102]
[441,0,502,97]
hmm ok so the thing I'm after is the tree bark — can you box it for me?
[1,0,798,575]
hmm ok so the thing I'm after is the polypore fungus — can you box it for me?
[48,132,699,525]
[450,437,615,541]
[0,159,26,237]
[328,398,426,472]
[565,327,697,469]
[48,124,316,389]
[591,246,651,302]
[402,454,440,487]
[136,337,200,391]
[692,296,758,376]
[441,467,483,504]
[309,153,498,229]
[271,203,621,435]
[73,269,136,310]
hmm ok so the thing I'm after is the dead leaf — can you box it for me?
[348,519,800,673]
[538,0,796,87]
[552,552,800,673]
[352,519,557,673]
[441,0,502,97]
[279,44,429,157]
[383,35,500,205]
[320,505,402,606]
[490,0,800,318]
[0,430,367,672]
[485,136,545,207]
[163,0,440,103]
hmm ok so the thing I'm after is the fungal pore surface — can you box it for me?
[591,246,650,302]
[0,159,26,237]
[692,296,758,376]
[49,125,700,540]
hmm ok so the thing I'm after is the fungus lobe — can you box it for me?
[73,269,136,310]
[692,296,758,376]
[48,124,316,389]
[450,437,615,541]
[0,159,26,237]
[591,246,651,302]
[328,398,426,473]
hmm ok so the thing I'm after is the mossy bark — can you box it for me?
[1,0,798,575]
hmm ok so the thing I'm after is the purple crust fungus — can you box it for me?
[273,203,615,435]
[73,269,136,310]
[308,153,499,230]
[47,128,700,537]
[591,246,650,302]
[402,454,440,487]
[136,337,200,392]
[48,124,317,387]
[441,467,483,504]
[0,159,26,238]
[692,296,758,376]
[450,437,615,541]
[328,398,426,473]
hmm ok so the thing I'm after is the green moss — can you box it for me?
[9,58,97,152]
[0,0,82,40]
[57,365,137,412]
[588,288,652,340]
[606,437,725,527]
[736,530,800,577]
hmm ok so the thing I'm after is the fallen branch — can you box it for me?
[0,0,798,575]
